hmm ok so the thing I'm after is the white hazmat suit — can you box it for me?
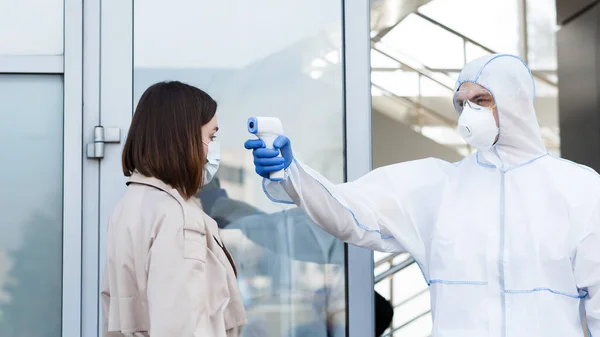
[262,54,600,336]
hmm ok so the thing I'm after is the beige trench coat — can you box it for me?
[101,173,247,337]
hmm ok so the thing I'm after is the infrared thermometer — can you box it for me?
[247,117,285,180]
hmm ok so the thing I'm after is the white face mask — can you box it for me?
[457,102,499,151]
[203,141,220,185]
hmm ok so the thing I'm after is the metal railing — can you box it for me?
[372,43,455,91]
[371,83,455,127]
[413,12,557,87]
[375,257,415,283]
[381,310,432,337]
[374,253,431,337]
[375,252,404,268]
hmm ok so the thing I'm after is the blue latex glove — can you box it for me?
[244,135,294,179]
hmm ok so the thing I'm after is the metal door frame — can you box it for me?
[81,1,133,336]
[343,0,375,336]
[79,1,376,336]
[63,0,84,336]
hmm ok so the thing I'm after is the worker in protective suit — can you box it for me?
[244,54,600,337]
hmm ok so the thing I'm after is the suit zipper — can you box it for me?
[499,169,507,337]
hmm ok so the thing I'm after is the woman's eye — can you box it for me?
[211,135,217,141]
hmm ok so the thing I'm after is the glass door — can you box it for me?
[83,0,375,336]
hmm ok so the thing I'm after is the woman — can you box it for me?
[245,54,600,336]
[101,81,246,337]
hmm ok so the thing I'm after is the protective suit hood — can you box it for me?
[456,54,547,168]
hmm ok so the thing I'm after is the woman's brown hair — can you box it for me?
[122,81,217,199]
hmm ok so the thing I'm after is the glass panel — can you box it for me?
[419,0,520,56]
[0,75,64,336]
[0,0,64,55]
[134,1,346,336]
[526,0,558,70]
[382,14,465,69]
[465,42,491,63]
[371,49,400,69]
[372,70,420,97]
[525,1,560,157]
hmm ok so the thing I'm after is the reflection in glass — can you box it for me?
[134,1,347,336]
[0,0,64,55]
[198,178,346,337]
[0,75,64,336]
[381,14,465,69]
[418,0,519,55]
[526,0,558,70]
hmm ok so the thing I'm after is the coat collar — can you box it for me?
[126,172,189,209]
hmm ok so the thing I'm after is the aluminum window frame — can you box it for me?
[343,0,376,336]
